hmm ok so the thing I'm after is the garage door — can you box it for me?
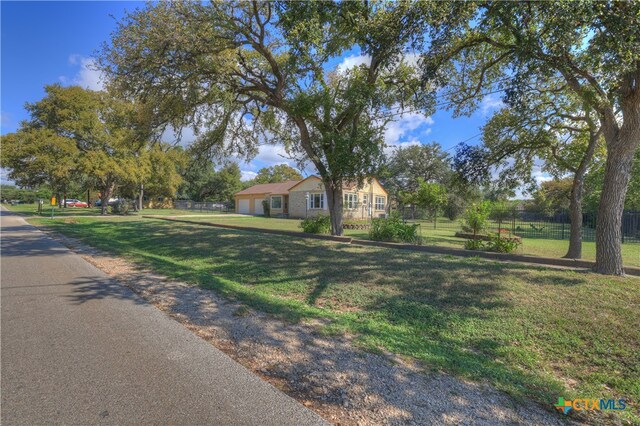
[254,199,264,215]
[237,199,250,214]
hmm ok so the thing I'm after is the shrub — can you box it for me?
[111,199,130,215]
[485,233,521,253]
[464,233,521,253]
[464,238,485,250]
[300,215,331,234]
[262,199,270,217]
[369,213,421,244]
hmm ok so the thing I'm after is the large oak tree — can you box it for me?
[98,1,432,235]
[421,1,640,274]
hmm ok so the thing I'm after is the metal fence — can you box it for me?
[398,206,640,244]
[173,200,233,213]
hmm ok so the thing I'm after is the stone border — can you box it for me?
[145,216,640,277]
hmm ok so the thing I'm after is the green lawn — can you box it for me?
[175,215,640,267]
[3,203,229,217]
[30,216,640,423]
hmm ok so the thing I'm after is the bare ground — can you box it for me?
[40,227,576,426]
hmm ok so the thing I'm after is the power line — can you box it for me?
[380,88,505,120]
[443,133,482,153]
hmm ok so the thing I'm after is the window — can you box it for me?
[344,193,358,209]
[309,193,324,209]
[271,196,282,209]
[375,196,385,210]
[362,194,368,206]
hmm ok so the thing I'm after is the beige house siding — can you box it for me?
[287,176,388,219]
[289,189,328,218]
[235,176,388,219]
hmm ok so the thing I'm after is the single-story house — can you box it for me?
[233,176,388,219]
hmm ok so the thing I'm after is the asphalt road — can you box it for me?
[0,207,327,425]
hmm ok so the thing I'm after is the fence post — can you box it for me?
[562,221,565,240]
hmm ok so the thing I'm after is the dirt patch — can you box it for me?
[40,228,579,426]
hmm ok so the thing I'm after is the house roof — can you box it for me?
[235,176,388,196]
[234,180,301,196]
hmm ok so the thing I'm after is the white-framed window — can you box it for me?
[375,196,385,210]
[344,193,358,209]
[271,196,282,209]
[362,194,368,206]
[309,192,324,209]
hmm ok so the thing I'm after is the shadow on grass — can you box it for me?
[38,218,636,423]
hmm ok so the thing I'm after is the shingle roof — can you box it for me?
[235,180,302,196]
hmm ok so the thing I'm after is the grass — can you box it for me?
[3,203,229,217]
[173,215,640,267]
[30,216,640,423]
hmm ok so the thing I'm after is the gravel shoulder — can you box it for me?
[40,227,574,426]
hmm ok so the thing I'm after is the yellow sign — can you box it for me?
[51,196,56,206]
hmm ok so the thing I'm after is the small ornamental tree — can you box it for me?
[414,179,447,227]
[464,201,491,239]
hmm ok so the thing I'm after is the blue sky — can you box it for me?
[1,1,521,183]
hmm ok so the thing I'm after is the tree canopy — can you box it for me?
[421,0,640,274]
[253,164,303,184]
[98,0,433,234]
[2,85,183,213]
[381,143,452,197]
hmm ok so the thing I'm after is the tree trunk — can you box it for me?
[564,178,584,259]
[100,192,110,215]
[595,143,637,274]
[563,129,599,259]
[595,114,640,274]
[100,180,115,216]
[139,184,144,211]
[324,180,344,236]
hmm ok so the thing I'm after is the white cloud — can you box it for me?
[337,54,371,73]
[384,111,434,145]
[480,93,504,116]
[383,139,421,157]
[252,144,292,165]
[161,125,200,147]
[240,171,258,182]
[0,111,12,127]
[1,168,15,186]
[337,52,420,73]
[232,143,317,179]
[532,169,552,185]
[60,55,104,91]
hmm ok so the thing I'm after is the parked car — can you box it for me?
[94,198,119,207]
[64,199,89,208]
